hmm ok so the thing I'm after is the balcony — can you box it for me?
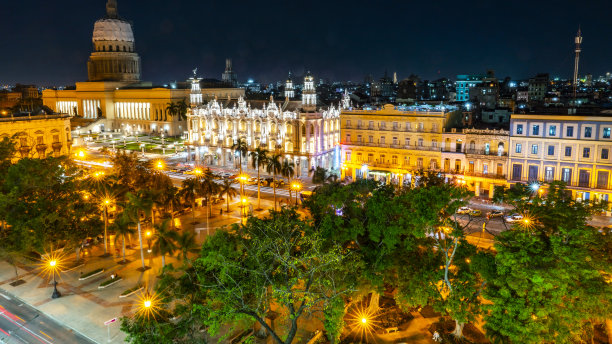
[465,149,508,157]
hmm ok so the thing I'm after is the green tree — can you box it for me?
[179,178,199,225]
[198,168,219,219]
[218,178,237,212]
[126,190,155,270]
[280,159,295,202]
[482,182,612,344]
[195,208,351,344]
[165,100,188,122]
[249,147,268,210]
[153,219,178,268]
[161,185,182,229]
[113,212,136,263]
[175,231,198,262]
[0,135,17,177]
[312,166,332,184]
[266,153,282,211]
[230,138,248,175]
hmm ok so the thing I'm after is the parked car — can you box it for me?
[504,213,524,223]
[261,178,285,187]
[246,177,259,185]
[456,206,471,214]
[487,210,504,219]
[469,209,482,217]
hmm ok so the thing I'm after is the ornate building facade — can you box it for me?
[0,114,72,159]
[42,0,243,136]
[186,75,341,176]
[340,105,448,184]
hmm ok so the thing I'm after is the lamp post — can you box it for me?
[102,198,112,257]
[45,258,62,299]
[291,181,302,205]
[161,132,165,155]
[140,143,145,157]
[146,231,152,253]
[240,197,248,224]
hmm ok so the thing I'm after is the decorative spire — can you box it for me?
[106,0,118,19]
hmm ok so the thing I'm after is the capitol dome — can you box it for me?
[93,19,134,43]
[87,0,141,82]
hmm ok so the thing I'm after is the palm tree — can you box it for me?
[152,219,178,268]
[266,153,282,211]
[162,185,182,229]
[125,190,154,270]
[180,178,199,225]
[281,159,295,203]
[175,231,199,262]
[198,169,219,219]
[231,138,248,174]
[249,147,268,210]
[112,212,135,263]
[219,178,237,212]
[312,166,329,184]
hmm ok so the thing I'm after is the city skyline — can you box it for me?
[1,0,612,85]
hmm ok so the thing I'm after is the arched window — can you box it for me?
[109,45,113,52]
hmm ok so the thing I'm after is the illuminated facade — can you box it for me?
[340,104,447,184]
[0,114,72,159]
[186,76,341,175]
[42,0,243,136]
[442,128,509,197]
[509,113,612,202]
[285,72,295,99]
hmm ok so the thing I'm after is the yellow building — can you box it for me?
[442,128,509,198]
[509,113,612,202]
[340,104,447,184]
[0,114,72,159]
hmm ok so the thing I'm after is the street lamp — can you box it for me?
[291,181,302,205]
[140,143,145,157]
[101,198,113,257]
[146,230,152,253]
[155,159,165,171]
[161,133,165,155]
[41,253,65,299]
[240,197,248,223]
[135,290,161,320]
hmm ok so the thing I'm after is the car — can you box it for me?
[457,206,471,214]
[246,177,259,185]
[487,210,504,219]
[469,209,482,217]
[211,197,224,204]
[504,213,524,223]
[261,178,284,187]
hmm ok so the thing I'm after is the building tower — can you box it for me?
[189,68,202,106]
[302,71,317,111]
[87,0,141,82]
[573,27,583,99]
[285,72,295,99]
[222,58,238,87]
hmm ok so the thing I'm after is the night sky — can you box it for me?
[2,0,611,86]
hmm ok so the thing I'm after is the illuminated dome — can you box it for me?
[87,0,141,82]
[93,19,134,43]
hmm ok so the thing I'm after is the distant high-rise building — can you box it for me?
[222,58,238,87]
[573,27,583,98]
[455,74,486,101]
[528,73,549,103]
[285,72,295,99]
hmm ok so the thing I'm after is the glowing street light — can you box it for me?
[40,252,66,299]
[146,230,152,253]
[101,197,114,256]
[531,183,540,192]
[291,181,303,205]
[135,290,162,320]
[155,160,165,170]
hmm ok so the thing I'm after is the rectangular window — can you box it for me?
[562,168,572,183]
[468,161,474,173]
[602,149,609,160]
[547,145,554,156]
[566,126,574,137]
[545,167,554,182]
[418,138,424,146]
[579,170,590,187]
[406,122,411,130]
[357,120,362,128]
[392,156,397,164]
[346,120,351,128]
[585,127,592,138]
[346,152,351,161]
[597,171,609,189]
[368,121,374,129]
[380,136,385,144]
[393,122,398,130]
[53,134,60,143]
[357,135,362,143]
[405,138,410,146]
[528,165,539,181]
[483,164,489,174]
[565,146,572,157]
[549,125,556,136]
[496,163,503,176]
[512,164,522,181]
[367,154,373,162]
[368,136,373,143]
[604,128,611,139]
[417,158,423,168]
[583,147,590,158]
[380,122,386,129]
[532,125,540,135]
[393,137,398,145]
[516,143,522,153]
[516,124,523,135]
[531,144,538,154]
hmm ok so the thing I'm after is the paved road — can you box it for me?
[0,293,94,344]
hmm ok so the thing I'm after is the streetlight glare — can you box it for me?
[49,260,57,267]
[144,300,151,308]
[361,317,367,324]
